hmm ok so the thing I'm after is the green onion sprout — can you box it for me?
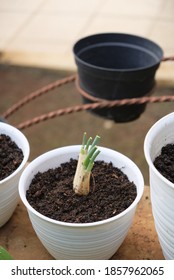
[73,132,100,195]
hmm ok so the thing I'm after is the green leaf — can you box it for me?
[0,246,13,260]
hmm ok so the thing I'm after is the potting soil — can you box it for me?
[154,143,174,184]
[0,134,24,180]
[26,159,137,223]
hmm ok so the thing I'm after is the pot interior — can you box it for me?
[74,33,163,71]
[78,44,159,70]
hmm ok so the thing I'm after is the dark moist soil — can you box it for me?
[154,143,174,184]
[26,159,137,223]
[0,134,24,180]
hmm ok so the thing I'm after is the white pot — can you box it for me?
[144,112,174,260]
[19,145,144,260]
[0,123,30,227]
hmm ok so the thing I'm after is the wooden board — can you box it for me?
[0,186,164,260]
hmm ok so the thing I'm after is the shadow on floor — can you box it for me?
[1,63,174,184]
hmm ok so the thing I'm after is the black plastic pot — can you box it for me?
[73,33,163,122]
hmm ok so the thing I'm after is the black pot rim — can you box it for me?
[73,33,164,72]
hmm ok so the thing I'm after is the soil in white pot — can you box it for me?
[26,159,137,223]
[154,144,174,184]
[0,134,24,180]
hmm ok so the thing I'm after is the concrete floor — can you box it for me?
[0,0,174,81]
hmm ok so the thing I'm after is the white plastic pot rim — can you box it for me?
[0,122,30,185]
[144,112,174,190]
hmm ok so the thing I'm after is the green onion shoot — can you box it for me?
[73,133,100,195]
